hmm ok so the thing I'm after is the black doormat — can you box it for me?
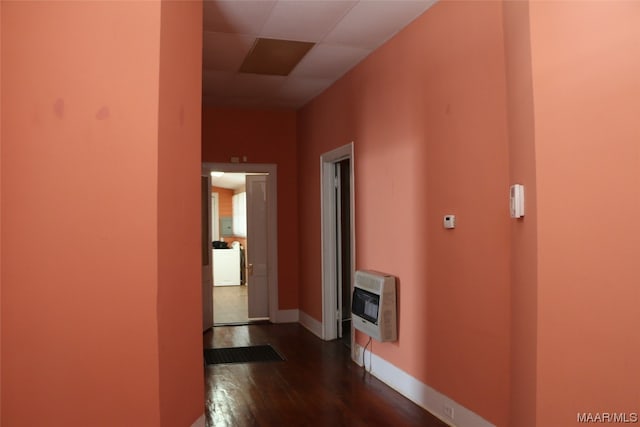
[204,345,285,365]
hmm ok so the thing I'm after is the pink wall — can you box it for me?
[298,2,511,424]
[0,0,3,419]
[157,1,204,426]
[1,2,202,425]
[528,2,640,425]
[202,108,299,310]
[502,1,538,425]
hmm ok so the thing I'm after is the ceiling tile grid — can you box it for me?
[260,1,357,42]
[203,32,255,71]
[290,44,372,79]
[202,0,437,109]
[203,0,277,35]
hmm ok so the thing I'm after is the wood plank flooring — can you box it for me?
[203,323,448,427]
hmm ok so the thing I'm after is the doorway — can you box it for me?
[202,162,279,326]
[320,143,355,346]
[210,172,250,324]
[336,158,352,348]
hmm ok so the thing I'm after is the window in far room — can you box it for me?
[232,192,246,237]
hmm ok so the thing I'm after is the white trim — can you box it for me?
[275,309,299,323]
[320,142,355,341]
[299,311,323,339]
[202,163,278,322]
[353,344,495,427]
[190,413,205,427]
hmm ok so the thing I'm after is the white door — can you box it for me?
[201,176,214,331]
[246,174,269,318]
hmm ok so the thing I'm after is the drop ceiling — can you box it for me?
[202,0,437,110]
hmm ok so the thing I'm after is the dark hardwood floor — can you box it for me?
[203,323,448,427]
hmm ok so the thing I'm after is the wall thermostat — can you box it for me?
[443,215,456,229]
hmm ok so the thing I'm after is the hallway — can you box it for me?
[203,324,447,427]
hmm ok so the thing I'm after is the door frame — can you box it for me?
[320,143,355,341]
[202,162,278,322]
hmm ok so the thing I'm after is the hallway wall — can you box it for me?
[0,0,3,419]
[502,1,538,425]
[297,2,511,425]
[157,1,205,426]
[1,2,203,425]
[296,1,640,425]
[527,2,640,424]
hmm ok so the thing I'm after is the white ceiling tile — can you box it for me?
[290,44,371,79]
[277,77,333,101]
[324,0,435,49]
[203,0,277,35]
[203,32,255,71]
[227,74,287,98]
[260,1,357,42]
[201,0,437,109]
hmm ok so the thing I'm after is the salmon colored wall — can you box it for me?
[1,2,202,425]
[214,186,234,217]
[502,2,538,426]
[1,3,162,424]
[202,108,299,310]
[297,2,511,425]
[0,1,3,418]
[529,2,640,425]
[156,1,204,426]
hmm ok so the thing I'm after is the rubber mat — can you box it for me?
[204,345,285,365]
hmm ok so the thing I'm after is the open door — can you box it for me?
[336,159,352,347]
[203,162,278,323]
[321,143,354,341]
[201,175,214,331]
[246,174,269,319]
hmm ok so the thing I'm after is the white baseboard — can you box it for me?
[191,413,205,427]
[275,309,299,323]
[354,344,494,427]
[299,310,323,339]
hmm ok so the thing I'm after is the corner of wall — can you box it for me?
[0,0,4,420]
[501,1,538,425]
[156,1,204,426]
[298,311,323,339]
